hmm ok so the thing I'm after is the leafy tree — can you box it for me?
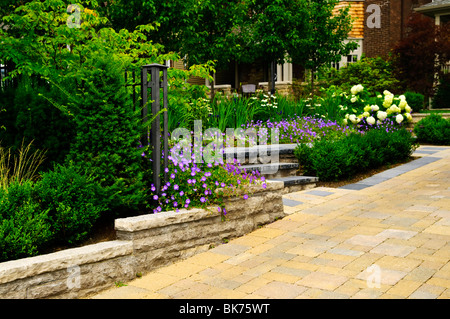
[238,0,309,92]
[393,12,450,99]
[96,0,196,54]
[290,0,358,95]
[327,56,402,95]
[177,0,245,99]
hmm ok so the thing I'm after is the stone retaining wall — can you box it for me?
[0,181,285,299]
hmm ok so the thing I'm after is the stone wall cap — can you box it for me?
[115,208,219,232]
[0,240,132,285]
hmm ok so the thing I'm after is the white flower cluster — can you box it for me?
[343,85,413,126]
[253,92,278,109]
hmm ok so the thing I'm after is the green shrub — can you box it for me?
[35,164,111,246]
[404,91,425,113]
[432,73,450,109]
[0,163,114,261]
[414,114,450,145]
[0,181,52,262]
[0,76,75,169]
[295,127,416,181]
[327,56,402,95]
[60,54,151,215]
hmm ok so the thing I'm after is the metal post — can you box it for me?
[141,64,169,194]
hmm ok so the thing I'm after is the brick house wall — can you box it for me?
[363,0,433,58]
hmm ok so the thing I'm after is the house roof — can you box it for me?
[415,0,450,17]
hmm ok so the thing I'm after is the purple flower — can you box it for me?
[173,202,178,207]
[200,197,206,203]
[180,191,184,196]
[262,183,267,189]
[186,198,191,204]
[151,185,156,192]
[170,173,176,179]
[174,184,179,190]
[221,182,226,188]
[243,194,248,200]
[153,195,158,200]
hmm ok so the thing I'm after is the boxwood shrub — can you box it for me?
[0,164,111,262]
[295,127,417,181]
[413,114,450,145]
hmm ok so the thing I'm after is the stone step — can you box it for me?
[223,143,298,158]
[267,175,319,194]
[239,162,299,178]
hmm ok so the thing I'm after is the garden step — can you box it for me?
[267,175,319,194]
[223,143,298,158]
[268,175,319,187]
[239,162,299,178]
[223,143,299,165]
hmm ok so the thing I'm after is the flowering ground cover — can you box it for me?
[147,154,267,218]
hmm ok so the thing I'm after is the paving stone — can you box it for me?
[375,229,418,240]
[350,288,384,299]
[356,268,408,286]
[369,243,416,257]
[386,279,422,297]
[345,234,385,247]
[296,271,348,291]
[304,190,334,197]
[381,216,420,227]
[253,281,307,299]
[408,284,445,299]
[328,247,364,257]
[210,243,251,256]
[283,198,304,207]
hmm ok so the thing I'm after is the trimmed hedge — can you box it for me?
[414,114,450,145]
[294,127,417,181]
[0,165,110,262]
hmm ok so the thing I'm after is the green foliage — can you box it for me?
[0,164,112,262]
[404,91,425,113]
[327,57,402,95]
[34,164,110,245]
[431,73,450,109]
[167,62,215,132]
[414,114,450,145]
[0,140,46,189]
[59,54,150,214]
[1,76,75,168]
[295,127,416,181]
[0,180,52,262]
[309,86,349,121]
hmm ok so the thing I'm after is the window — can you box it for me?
[332,61,340,70]
[347,55,358,64]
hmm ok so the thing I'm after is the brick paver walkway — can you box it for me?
[90,145,450,299]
